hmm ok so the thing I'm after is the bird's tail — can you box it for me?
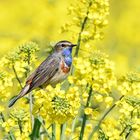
[8,96,19,108]
[8,85,30,108]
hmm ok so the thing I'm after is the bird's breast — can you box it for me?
[60,60,70,74]
[49,59,70,87]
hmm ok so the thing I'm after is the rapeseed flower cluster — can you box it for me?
[118,72,140,96]
[117,98,140,139]
[116,72,140,139]
[61,0,109,42]
[33,84,80,124]
[1,42,39,78]
[0,72,13,107]
[1,109,31,140]
[61,0,110,59]
[100,118,121,140]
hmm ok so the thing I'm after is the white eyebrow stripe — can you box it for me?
[59,42,72,46]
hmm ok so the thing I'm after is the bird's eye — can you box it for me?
[61,44,65,47]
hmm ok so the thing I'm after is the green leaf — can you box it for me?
[30,117,42,140]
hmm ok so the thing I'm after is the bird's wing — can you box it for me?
[26,54,60,91]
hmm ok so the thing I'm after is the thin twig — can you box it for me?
[0,112,5,122]
[52,123,56,140]
[125,127,132,139]
[12,65,23,89]
[17,119,23,134]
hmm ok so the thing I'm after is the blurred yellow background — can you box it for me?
[0,0,139,74]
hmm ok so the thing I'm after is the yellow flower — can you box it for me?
[65,128,72,136]
[84,107,93,115]
[94,94,103,102]
[105,97,113,108]
[86,123,92,131]
[0,106,4,112]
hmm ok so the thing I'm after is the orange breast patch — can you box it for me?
[61,61,70,73]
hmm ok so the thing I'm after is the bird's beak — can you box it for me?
[71,44,77,47]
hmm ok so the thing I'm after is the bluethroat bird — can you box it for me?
[8,40,76,107]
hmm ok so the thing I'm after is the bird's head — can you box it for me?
[54,40,76,53]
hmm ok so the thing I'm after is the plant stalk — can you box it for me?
[12,65,23,89]
[17,119,23,134]
[27,51,34,130]
[74,1,92,57]
[79,87,92,140]
[71,1,92,75]
[52,123,56,140]
[69,118,76,140]
[60,123,66,140]
[29,92,34,130]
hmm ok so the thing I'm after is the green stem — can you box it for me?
[69,118,76,140]
[60,123,66,140]
[27,51,34,130]
[71,1,92,75]
[17,119,23,134]
[0,112,5,122]
[27,51,31,66]
[125,127,132,139]
[74,1,92,57]
[52,123,56,140]
[79,87,92,140]
[79,114,87,140]
[29,92,34,130]
[12,65,23,89]
[88,95,124,140]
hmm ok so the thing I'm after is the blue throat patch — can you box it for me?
[62,48,72,66]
